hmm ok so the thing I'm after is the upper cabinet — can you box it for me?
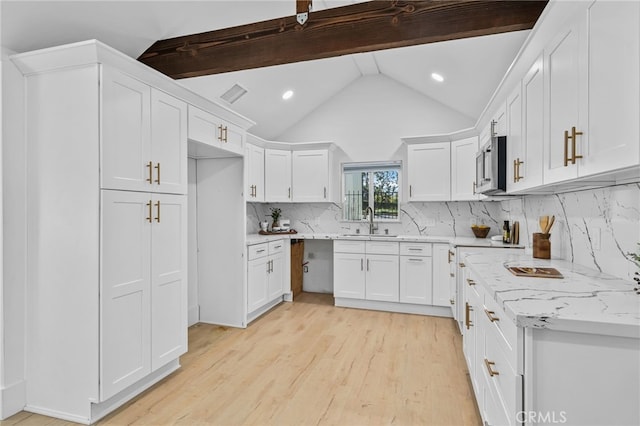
[451,136,481,201]
[510,56,545,192]
[407,142,451,202]
[264,149,292,202]
[188,105,244,156]
[246,144,265,202]
[543,1,639,184]
[102,68,187,194]
[291,150,330,202]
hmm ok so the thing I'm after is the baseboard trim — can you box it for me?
[334,298,453,318]
[0,380,26,420]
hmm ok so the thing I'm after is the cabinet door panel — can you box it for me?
[264,149,292,202]
[247,144,265,202]
[451,137,479,200]
[522,56,545,189]
[248,258,269,312]
[399,256,432,305]
[408,143,451,201]
[268,253,284,300]
[365,254,399,302]
[188,105,218,146]
[581,1,640,176]
[151,90,187,195]
[101,67,151,192]
[100,190,151,400]
[544,24,582,183]
[292,150,329,202]
[432,244,451,307]
[333,253,365,299]
[151,194,187,371]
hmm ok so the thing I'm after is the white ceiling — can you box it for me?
[1,0,531,139]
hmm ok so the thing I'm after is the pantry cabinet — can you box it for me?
[246,144,265,201]
[15,42,189,423]
[102,68,187,194]
[451,137,480,200]
[291,150,330,202]
[264,149,292,202]
[543,1,640,184]
[188,104,244,156]
[407,142,451,201]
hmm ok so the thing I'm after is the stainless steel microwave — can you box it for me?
[475,136,507,195]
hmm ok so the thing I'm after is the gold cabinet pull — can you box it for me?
[466,278,476,286]
[447,250,452,263]
[484,359,499,377]
[223,126,228,143]
[450,298,455,305]
[361,258,364,271]
[288,187,291,199]
[484,309,500,322]
[367,259,370,272]
[459,262,465,268]
[146,200,152,223]
[409,185,412,198]
[515,158,524,182]
[465,302,473,329]
[146,161,153,184]
[570,126,583,164]
[513,159,517,183]
[450,272,455,278]
[473,181,477,195]
[154,163,161,185]
[324,187,327,199]
[217,125,224,142]
[564,130,570,167]
[154,200,160,223]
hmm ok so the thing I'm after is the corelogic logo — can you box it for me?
[517,411,568,424]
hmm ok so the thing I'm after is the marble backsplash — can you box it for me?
[248,183,640,280]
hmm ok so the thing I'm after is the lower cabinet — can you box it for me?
[432,243,452,307]
[333,241,399,302]
[399,242,433,305]
[247,240,285,314]
[101,190,187,400]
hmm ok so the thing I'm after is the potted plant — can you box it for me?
[270,207,282,229]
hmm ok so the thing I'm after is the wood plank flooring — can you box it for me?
[2,293,481,425]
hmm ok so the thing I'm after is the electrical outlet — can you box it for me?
[308,252,315,259]
[303,265,309,273]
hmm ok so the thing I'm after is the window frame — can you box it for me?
[341,161,402,223]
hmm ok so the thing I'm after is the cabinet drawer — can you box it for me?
[483,292,518,372]
[268,240,285,255]
[334,240,366,253]
[248,243,269,260]
[365,241,399,255]
[400,242,432,257]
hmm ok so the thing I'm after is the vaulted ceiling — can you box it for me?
[1,1,538,139]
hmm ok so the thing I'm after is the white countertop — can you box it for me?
[246,232,523,248]
[464,252,640,339]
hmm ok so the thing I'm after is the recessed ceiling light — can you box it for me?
[282,90,294,100]
[431,73,444,83]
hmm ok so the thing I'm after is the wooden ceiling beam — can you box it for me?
[138,1,548,79]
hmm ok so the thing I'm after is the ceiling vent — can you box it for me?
[220,83,248,104]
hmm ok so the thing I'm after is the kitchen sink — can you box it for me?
[339,233,399,238]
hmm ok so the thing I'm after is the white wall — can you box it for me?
[1,47,27,418]
[277,74,474,162]
[187,159,199,326]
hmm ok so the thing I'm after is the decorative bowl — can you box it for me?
[471,225,490,238]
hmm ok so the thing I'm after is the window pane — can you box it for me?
[373,170,398,219]
[344,170,367,220]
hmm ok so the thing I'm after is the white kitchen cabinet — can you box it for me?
[451,136,480,200]
[246,144,265,201]
[432,243,451,307]
[399,242,433,305]
[188,104,244,156]
[102,68,187,194]
[544,1,639,184]
[506,83,525,192]
[492,103,507,137]
[292,149,330,202]
[407,142,451,201]
[462,270,480,394]
[520,55,545,190]
[333,252,366,299]
[264,149,292,202]
[18,50,189,423]
[366,254,400,302]
[101,190,187,399]
[247,240,286,315]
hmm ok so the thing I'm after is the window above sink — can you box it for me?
[342,161,401,222]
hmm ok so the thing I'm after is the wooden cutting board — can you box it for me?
[507,266,563,278]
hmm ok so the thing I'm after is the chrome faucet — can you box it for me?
[365,206,378,235]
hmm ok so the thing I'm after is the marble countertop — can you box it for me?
[246,233,523,248]
[464,253,640,339]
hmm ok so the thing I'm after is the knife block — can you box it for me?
[532,233,551,259]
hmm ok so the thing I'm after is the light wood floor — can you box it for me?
[3,293,481,425]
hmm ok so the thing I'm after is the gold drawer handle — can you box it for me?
[484,359,499,377]
[466,278,476,286]
[484,309,500,322]
[570,126,583,164]
[459,262,465,268]
[450,298,455,305]
[154,162,161,185]
[146,200,152,223]
[465,302,473,329]
[146,161,153,184]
